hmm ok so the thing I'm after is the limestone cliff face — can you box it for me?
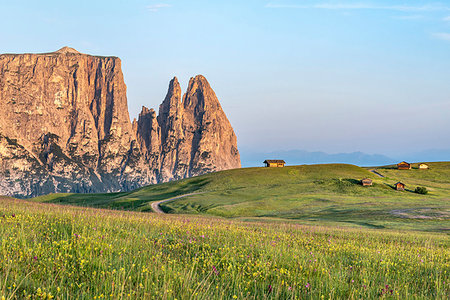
[0,47,240,197]
[0,47,146,196]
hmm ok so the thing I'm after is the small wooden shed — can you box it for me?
[397,161,411,170]
[419,163,429,170]
[361,178,373,186]
[263,160,286,168]
[394,182,405,191]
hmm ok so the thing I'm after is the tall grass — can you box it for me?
[0,198,448,299]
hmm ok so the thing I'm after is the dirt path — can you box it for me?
[151,192,205,214]
[369,169,384,178]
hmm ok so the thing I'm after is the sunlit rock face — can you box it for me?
[136,75,241,182]
[0,48,240,197]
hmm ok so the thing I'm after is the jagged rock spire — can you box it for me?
[136,75,241,182]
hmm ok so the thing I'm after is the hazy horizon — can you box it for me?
[2,0,449,157]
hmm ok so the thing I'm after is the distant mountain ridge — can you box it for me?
[240,149,397,167]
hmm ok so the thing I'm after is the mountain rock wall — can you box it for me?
[0,47,240,197]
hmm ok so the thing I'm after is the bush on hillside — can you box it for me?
[415,187,428,195]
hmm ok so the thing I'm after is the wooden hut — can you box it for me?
[361,178,373,186]
[419,163,429,170]
[397,161,411,170]
[394,182,405,191]
[263,160,286,168]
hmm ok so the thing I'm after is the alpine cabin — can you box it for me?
[397,161,411,170]
[361,178,373,186]
[394,182,405,191]
[419,163,429,170]
[263,160,286,168]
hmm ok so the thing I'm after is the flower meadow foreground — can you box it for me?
[0,198,448,299]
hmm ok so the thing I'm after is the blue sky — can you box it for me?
[1,0,449,156]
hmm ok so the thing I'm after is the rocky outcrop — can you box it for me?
[0,47,240,198]
[135,76,241,182]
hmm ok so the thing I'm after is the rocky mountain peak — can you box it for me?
[159,77,182,115]
[183,74,222,116]
[188,74,208,88]
[139,106,156,118]
[54,46,81,54]
[185,75,209,99]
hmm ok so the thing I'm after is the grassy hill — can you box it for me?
[32,162,450,232]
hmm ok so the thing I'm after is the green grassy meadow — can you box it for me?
[33,162,450,232]
[1,162,449,299]
[0,197,448,299]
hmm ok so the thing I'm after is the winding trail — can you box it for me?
[151,192,205,214]
[369,169,384,178]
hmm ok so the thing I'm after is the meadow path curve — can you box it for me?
[151,192,205,214]
[369,169,385,178]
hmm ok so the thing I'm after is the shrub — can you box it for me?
[415,186,428,194]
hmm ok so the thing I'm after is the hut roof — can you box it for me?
[263,160,286,164]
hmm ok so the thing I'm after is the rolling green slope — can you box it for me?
[32,162,450,231]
